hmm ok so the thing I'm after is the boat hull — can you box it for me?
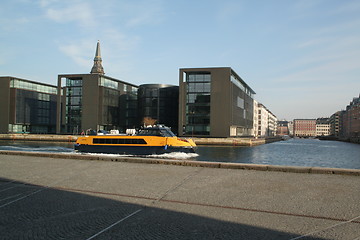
[74,144,196,155]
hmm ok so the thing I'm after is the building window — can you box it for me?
[99,77,119,90]
[185,72,211,135]
[65,78,83,134]
[10,79,57,94]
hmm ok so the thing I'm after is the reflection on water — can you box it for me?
[0,138,359,169]
[196,138,360,169]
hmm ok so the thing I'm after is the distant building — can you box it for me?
[257,103,268,137]
[341,95,360,139]
[253,100,259,137]
[56,41,138,134]
[293,119,316,137]
[0,76,57,134]
[329,111,343,137]
[288,121,294,136]
[138,84,179,133]
[315,118,330,136]
[179,67,255,137]
[277,120,289,136]
[267,109,277,137]
[256,103,277,137]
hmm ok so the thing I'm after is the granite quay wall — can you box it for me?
[1,150,359,176]
[0,134,77,142]
[340,136,360,144]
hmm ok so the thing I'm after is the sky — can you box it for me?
[1,0,359,121]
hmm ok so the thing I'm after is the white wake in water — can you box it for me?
[147,152,199,159]
[82,152,199,160]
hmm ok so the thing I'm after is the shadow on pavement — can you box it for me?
[0,177,324,239]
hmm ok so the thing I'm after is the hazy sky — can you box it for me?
[1,0,359,120]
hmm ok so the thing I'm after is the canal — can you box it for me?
[0,138,359,169]
[196,138,360,169]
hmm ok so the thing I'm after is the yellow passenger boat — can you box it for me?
[74,125,196,155]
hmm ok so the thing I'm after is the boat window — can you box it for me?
[93,138,147,144]
[137,129,162,136]
[160,129,176,137]
[136,127,176,137]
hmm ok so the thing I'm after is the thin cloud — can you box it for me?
[42,1,95,28]
[38,0,58,8]
[275,54,359,84]
[58,40,94,69]
[123,0,164,27]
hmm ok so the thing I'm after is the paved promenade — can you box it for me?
[0,154,359,239]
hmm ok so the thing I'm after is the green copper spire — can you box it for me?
[90,40,105,75]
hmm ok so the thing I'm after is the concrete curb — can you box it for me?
[0,150,359,176]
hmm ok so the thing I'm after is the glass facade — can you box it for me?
[99,77,119,90]
[185,72,211,135]
[102,81,138,132]
[138,85,179,133]
[65,77,83,134]
[230,74,253,98]
[10,79,57,94]
[60,75,138,134]
[11,88,56,133]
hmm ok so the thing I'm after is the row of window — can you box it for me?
[187,73,211,82]
[93,138,147,145]
[66,87,82,96]
[65,83,83,132]
[100,77,138,93]
[10,79,57,94]
[185,73,211,135]
[67,97,82,105]
[187,82,211,93]
[66,78,82,87]
[230,75,253,98]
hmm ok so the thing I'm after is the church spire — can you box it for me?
[90,40,105,75]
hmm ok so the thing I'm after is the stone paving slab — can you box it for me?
[0,154,359,239]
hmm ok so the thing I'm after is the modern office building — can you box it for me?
[56,41,138,134]
[179,67,256,137]
[0,76,57,134]
[293,119,316,137]
[137,84,179,133]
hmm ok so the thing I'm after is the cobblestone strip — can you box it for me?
[85,209,143,240]
[84,168,204,239]
[0,193,22,202]
[0,161,92,209]
[0,185,49,209]
[289,215,360,240]
[0,179,17,187]
[0,185,19,193]
[55,186,360,225]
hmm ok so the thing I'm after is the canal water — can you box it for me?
[196,138,360,169]
[0,138,359,169]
